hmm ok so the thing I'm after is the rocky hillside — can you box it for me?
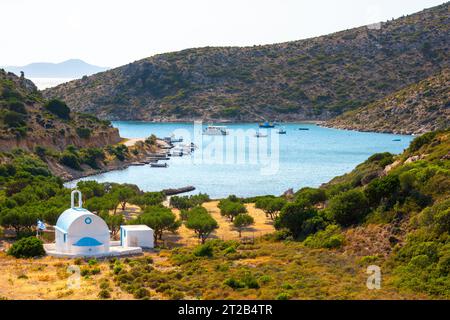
[325,69,450,135]
[0,69,121,152]
[44,3,449,122]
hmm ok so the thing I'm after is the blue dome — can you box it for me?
[73,237,103,247]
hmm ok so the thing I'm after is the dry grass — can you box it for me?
[163,201,275,246]
[0,253,133,300]
[1,201,427,300]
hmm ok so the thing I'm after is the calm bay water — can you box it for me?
[66,122,413,199]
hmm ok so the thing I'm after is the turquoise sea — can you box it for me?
[66,122,414,199]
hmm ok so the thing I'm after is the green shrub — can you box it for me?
[99,281,110,290]
[255,197,286,220]
[281,283,293,290]
[259,275,272,284]
[304,225,344,249]
[294,188,327,205]
[367,152,394,167]
[106,145,128,161]
[224,278,245,289]
[80,148,105,169]
[131,192,165,208]
[135,205,180,246]
[91,267,101,275]
[365,175,400,207]
[88,258,98,266]
[44,99,70,120]
[76,127,91,139]
[7,237,45,258]
[417,199,450,235]
[223,246,236,255]
[327,190,370,226]
[2,110,26,128]
[185,207,218,243]
[133,287,150,299]
[274,202,321,239]
[168,289,184,300]
[276,292,291,300]
[409,131,437,153]
[59,152,82,170]
[233,213,254,237]
[145,134,157,145]
[98,289,111,299]
[113,265,123,275]
[242,273,259,289]
[393,229,450,297]
[219,200,247,222]
[194,242,214,257]
[8,101,27,114]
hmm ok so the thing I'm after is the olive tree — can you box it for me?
[233,214,254,238]
[135,206,180,245]
[185,207,218,244]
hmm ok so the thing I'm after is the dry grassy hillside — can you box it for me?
[326,69,449,134]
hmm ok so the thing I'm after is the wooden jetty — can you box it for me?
[162,186,195,196]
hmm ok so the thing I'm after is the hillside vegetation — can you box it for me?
[326,69,449,134]
[0,129,448,299]
[0,70,166,181]
[44,3,449,122]
[0,69,121,152]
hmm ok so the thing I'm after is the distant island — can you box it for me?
[3,59,108,79]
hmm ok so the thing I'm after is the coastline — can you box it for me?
[319,123,419,136]
[61,122,416,198]
[321,119,434,136]
[55,138,172,183]
[110,118,326,125]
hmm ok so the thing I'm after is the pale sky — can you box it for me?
[1,0,446,68]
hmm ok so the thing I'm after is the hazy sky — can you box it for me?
[1,0,446,68]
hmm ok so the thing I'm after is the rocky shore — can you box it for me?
[50,138,171,182]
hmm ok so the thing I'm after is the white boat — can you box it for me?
[164,134,183,143]
[255,132,268,138]
[150,163,168,168]
[202,125,229,136]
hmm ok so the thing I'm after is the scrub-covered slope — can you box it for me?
[44,3,449,122]
[0,69,121,152]
[326,69,449,135]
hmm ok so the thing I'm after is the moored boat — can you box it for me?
[163,134,183,143]
[259,121,275,128]
[202,125,229,135]
[255,132,268,138]
[150,163,168,168]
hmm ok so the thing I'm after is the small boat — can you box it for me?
[203,125,229,136]
[150,163,168,168]
[298,128,310,131]
[277,128,287,134]
[255,132,268,138]
[130,162,146,166]
[168,150,183,157]
[392,139,402,142]
[259,121,275,128]
[164,134,183,143]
